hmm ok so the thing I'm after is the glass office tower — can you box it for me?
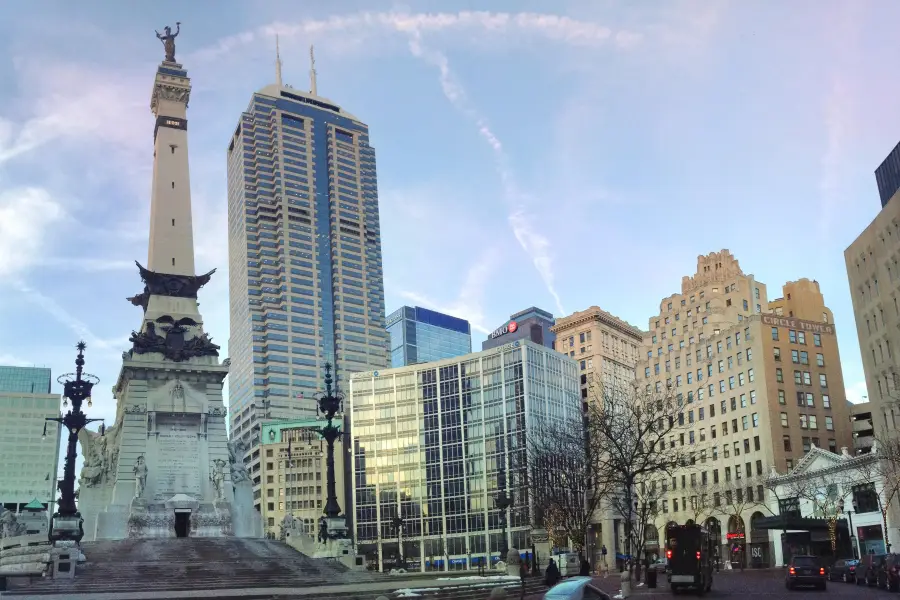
[349,340,580,571]
[226,80,389,511]
[386,306,472,367]
[0,366,60,513]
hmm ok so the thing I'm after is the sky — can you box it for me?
[0,0,897,441]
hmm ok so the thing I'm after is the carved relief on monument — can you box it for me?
[210,459,227,502]
[227,440,250,485]
[78,422,122,489]
[127,314,220,362]
[147,378,205,413]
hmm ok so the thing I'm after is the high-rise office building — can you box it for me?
[482,307,556,351]
[635,250,853,567]
[349,341,580,571]
[226,49,388,514]
[876,141,900,208]
[550,306,643,562]
[386,306,471,367]
[0,366,61,514]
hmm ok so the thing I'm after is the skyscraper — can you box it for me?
[226,46,388,510]
[386,306,471,367]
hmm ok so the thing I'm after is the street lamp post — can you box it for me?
[392,515,405,570]
[496,490,512,559]
[314,363,345,532]
[45,342,102,543]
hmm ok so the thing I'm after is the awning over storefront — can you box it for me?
[752,515,847,532]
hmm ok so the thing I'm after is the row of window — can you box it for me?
[771,328,824,347]
[778,412,835,431]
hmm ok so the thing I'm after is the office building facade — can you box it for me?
[348,341,580,571]
[482,307,556,351]
[0,367,61,514]
[226,69,389,510]
[550,306,643,563]
[387,306,472,367]
[259,418,343,539]
[635,251,853,567]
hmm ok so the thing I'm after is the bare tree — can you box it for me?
[588,381,692,580]
[610,476,666,582]
[711,476,767,569]
[525,414,612,553]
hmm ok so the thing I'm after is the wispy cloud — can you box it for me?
[0,187,65,280]
[397,250,503,336]
[405,31,566,316]
[9,280,127,354]
[193,11,643,63]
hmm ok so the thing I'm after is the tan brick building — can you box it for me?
[551,306,644,567]
[845,194,900,437]
[635,250,853,566]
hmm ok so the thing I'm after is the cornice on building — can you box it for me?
[552,306,644,341]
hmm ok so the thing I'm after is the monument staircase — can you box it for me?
[2,538,548,599]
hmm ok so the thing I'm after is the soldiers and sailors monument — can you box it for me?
[75,23,259,541]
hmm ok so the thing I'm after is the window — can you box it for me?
[805,393,814,407]
[740,394,747,408]
[798,332,806,344]
[748,368,754,382]
[774,347,781,361]
[780,412,788,427]
[822,394,830,409]
[791,349,800,364]
[739,372,746,386]
[820,373,828,388]
[800,351,809,365]
[778,390,786,404]
[816,353,825,367]
[794,370,802,385]
[752,413,759,428]
[746,348,753,361]
[776,368,783,383]
[802,437,811,452]
[742,415,749,430]
[808,415,817,429]
[825,416,834,430]
[783,435,792,452]
[796,391,805,407]
[771,327,779,340]
[718,360,724,373]
[814,333,822,347]
[789,330,797,343]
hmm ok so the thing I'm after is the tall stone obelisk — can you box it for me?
[77,25,258,541]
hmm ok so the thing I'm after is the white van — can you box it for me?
[553,552,581,577]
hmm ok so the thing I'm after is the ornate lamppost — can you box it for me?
[314,363,345,537]
[496,490,512,558]
[45,342,102,543]
[392,515,405,569]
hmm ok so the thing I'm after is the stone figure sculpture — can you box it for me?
[78,426,120,488]
[227,440,250,484]
[155,22,181,63]
[133,455,148,499]
[0,510,26,538]
[210,459,227,501]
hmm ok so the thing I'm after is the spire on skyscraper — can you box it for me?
[275,34,284,88]
[309,45,318,96]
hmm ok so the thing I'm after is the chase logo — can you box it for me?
[373,371,380,377]
[513,341,521,348]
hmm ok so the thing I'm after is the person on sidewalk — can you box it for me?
[545,558,561,588]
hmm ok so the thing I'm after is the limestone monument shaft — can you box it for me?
[77,24,257,540]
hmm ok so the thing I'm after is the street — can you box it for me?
[583,569,900,598]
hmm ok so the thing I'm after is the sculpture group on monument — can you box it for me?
[74,23,260,541]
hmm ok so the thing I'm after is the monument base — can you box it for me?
[122,495,233,539]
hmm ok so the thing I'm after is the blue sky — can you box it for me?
[0,0,896,431]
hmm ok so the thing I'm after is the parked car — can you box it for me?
[829,558,859,582]
[857,554,888,586]
[785,555,826,591]
[877,554,900,591]
[649,558,668,573]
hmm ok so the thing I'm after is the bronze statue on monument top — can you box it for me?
[155,22,181,63]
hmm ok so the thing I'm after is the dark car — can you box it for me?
[786,555,826,590]
[877,554,900,591]
[857,554,888,586]
[828,558,859,582]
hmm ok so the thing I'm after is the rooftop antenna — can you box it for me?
[309,45,318,96]
[275,34,284,87]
